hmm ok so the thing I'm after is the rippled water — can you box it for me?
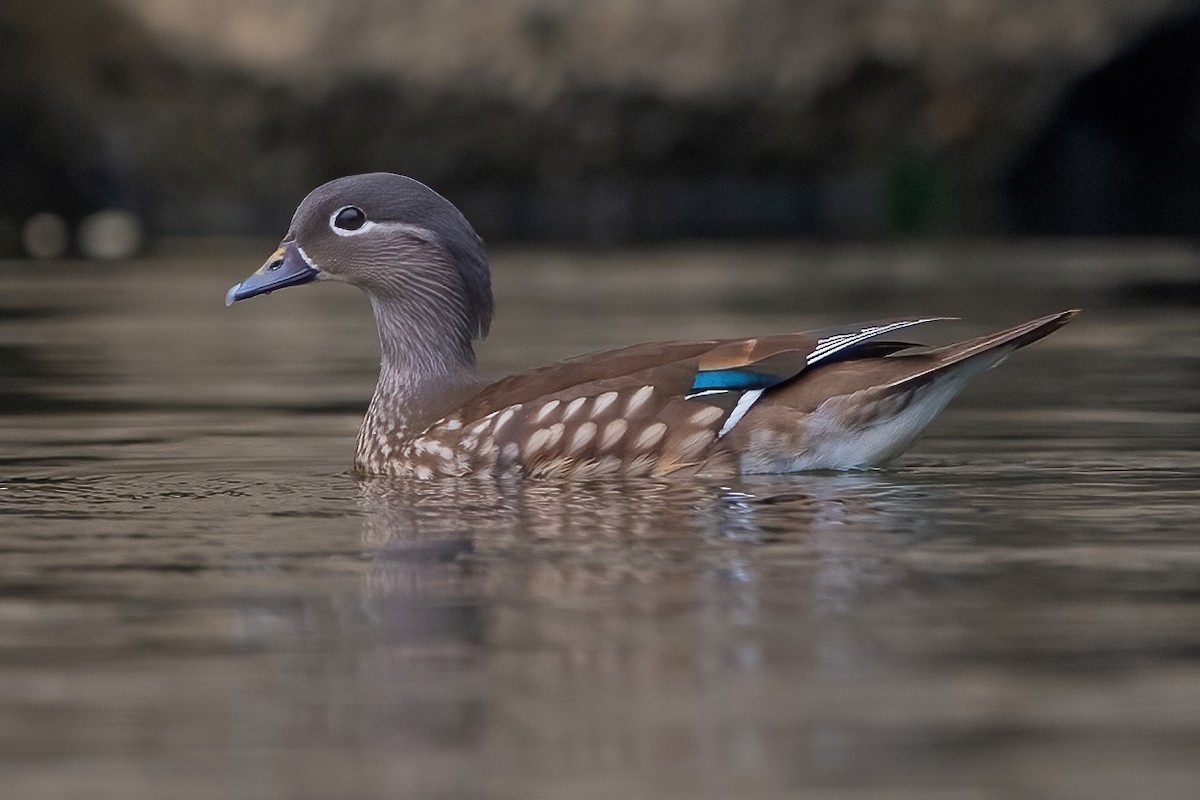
[2,241,1199,799]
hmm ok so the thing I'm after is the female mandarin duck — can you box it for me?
[226,173,1076,479]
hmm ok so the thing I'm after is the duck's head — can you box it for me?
[226,173,494,348]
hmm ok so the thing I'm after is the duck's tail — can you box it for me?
[884,308,1079,390]
[747,310,1078,470]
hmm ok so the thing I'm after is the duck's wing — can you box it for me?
[457,317,943,421]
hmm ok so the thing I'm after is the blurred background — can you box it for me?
[5,6,1200,799]
[4,0,1200,256]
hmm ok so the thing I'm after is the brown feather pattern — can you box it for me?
[359,310,1077,479]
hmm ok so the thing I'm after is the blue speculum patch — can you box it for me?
[690,369,777,391]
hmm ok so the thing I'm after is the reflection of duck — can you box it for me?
[356,473,903,552]
[354,474,918,652]
[357,476,736,550]
[228,173,1076,478]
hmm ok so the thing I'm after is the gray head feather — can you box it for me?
[296,173,494,341]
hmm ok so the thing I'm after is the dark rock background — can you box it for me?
[2,0,1199,247]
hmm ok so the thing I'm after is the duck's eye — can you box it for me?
[332,206,367,231]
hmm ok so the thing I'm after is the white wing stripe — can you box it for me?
[807,319,938,365]
[685,388,729,400]
[717,389,764,439]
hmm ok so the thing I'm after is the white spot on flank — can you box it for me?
[563,397,586,420]
[525,428,552,455]
[591,391,618,417]
[545,423,565,448]
[443,417,463,430]
[636,423,667,450]
[570,422,597,454]
[689,405,725,426]
[627,386,654,415]
[534,399,560,423]
[494,406,518,433]
[414,465,433,480]
[678,429,714,458]
[600,419,628,450]
[502,442,519,462]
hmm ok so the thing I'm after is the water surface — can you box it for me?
[2,241,1199,799]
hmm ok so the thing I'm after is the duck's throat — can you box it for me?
[354,296,479,473]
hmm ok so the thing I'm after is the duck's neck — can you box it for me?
[355,294,479,469]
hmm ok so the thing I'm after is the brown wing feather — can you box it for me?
[458,339,718,420]
[458,323,954,423]
[696,333,818,370]
[770,310,1078,411]
[462,328,859,417]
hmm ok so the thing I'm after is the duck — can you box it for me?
[226,172,1077,479]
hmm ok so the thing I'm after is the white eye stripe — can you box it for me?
[326,215,439,242]
[389,222,440,244]
[329,212,378,237]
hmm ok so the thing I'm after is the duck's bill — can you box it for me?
[225,244,319,306]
